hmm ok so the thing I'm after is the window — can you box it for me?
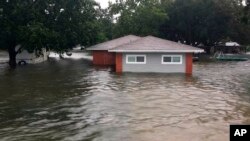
[126,55,146,64]
[162,55,182,64]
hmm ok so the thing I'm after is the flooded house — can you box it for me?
[87,35,204,74]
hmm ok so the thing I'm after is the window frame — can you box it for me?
[126,55,146,64]
[161,55,182,65]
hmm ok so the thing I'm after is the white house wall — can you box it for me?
[122,53,186,73]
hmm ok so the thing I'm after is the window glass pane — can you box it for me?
[137,56,145,62]
[128,56,136,62]
[173,57,181,62]
[163,57,171,62]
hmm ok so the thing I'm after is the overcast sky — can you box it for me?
[95,0,116,8]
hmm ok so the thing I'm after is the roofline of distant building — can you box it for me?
[108,50,204,53]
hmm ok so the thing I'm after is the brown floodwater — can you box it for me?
[0,54,250,141]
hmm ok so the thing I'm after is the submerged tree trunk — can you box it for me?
[8,46,17,69]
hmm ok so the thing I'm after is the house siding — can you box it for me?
[93,51,116,65]
[116,53,123,73]
[186,53,193,75]
[122,53,186,73]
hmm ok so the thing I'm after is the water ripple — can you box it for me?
[0,59,250,141]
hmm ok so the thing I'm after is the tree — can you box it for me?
[160,0,234,46]
[0,0,99,68]
[0,0,32,68]
[221,0,250,45]
[110,0,168,37]
[95,2,114,41]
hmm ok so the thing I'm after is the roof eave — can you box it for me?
[86,48,106,51]
[108,50,204,53]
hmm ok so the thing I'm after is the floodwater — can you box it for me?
[0,53,250,141]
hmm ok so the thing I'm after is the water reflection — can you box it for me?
[0,57,250,141]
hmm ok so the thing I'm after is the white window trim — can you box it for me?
[126,55,146,64]
[162,55,183,65]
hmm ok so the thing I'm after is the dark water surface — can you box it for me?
[0,56,250,141]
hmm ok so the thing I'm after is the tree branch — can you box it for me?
[15,46,23,55]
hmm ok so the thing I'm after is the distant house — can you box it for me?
[87,35,204,74]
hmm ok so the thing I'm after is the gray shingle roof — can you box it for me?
[109,36,204,53]
[87,35,141,50]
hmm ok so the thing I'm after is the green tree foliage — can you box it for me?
[95,3,114,41]
[111,0,167,37]
[161,0,235,46]
[1,0,250,69]
[222,0,250,45]
[108,0,249,46]
[0,0,99,68]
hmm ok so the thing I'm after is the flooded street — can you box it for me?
[0,53,250,141]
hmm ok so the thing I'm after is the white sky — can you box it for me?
[95,0,116,8]
[242,0,247,6]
